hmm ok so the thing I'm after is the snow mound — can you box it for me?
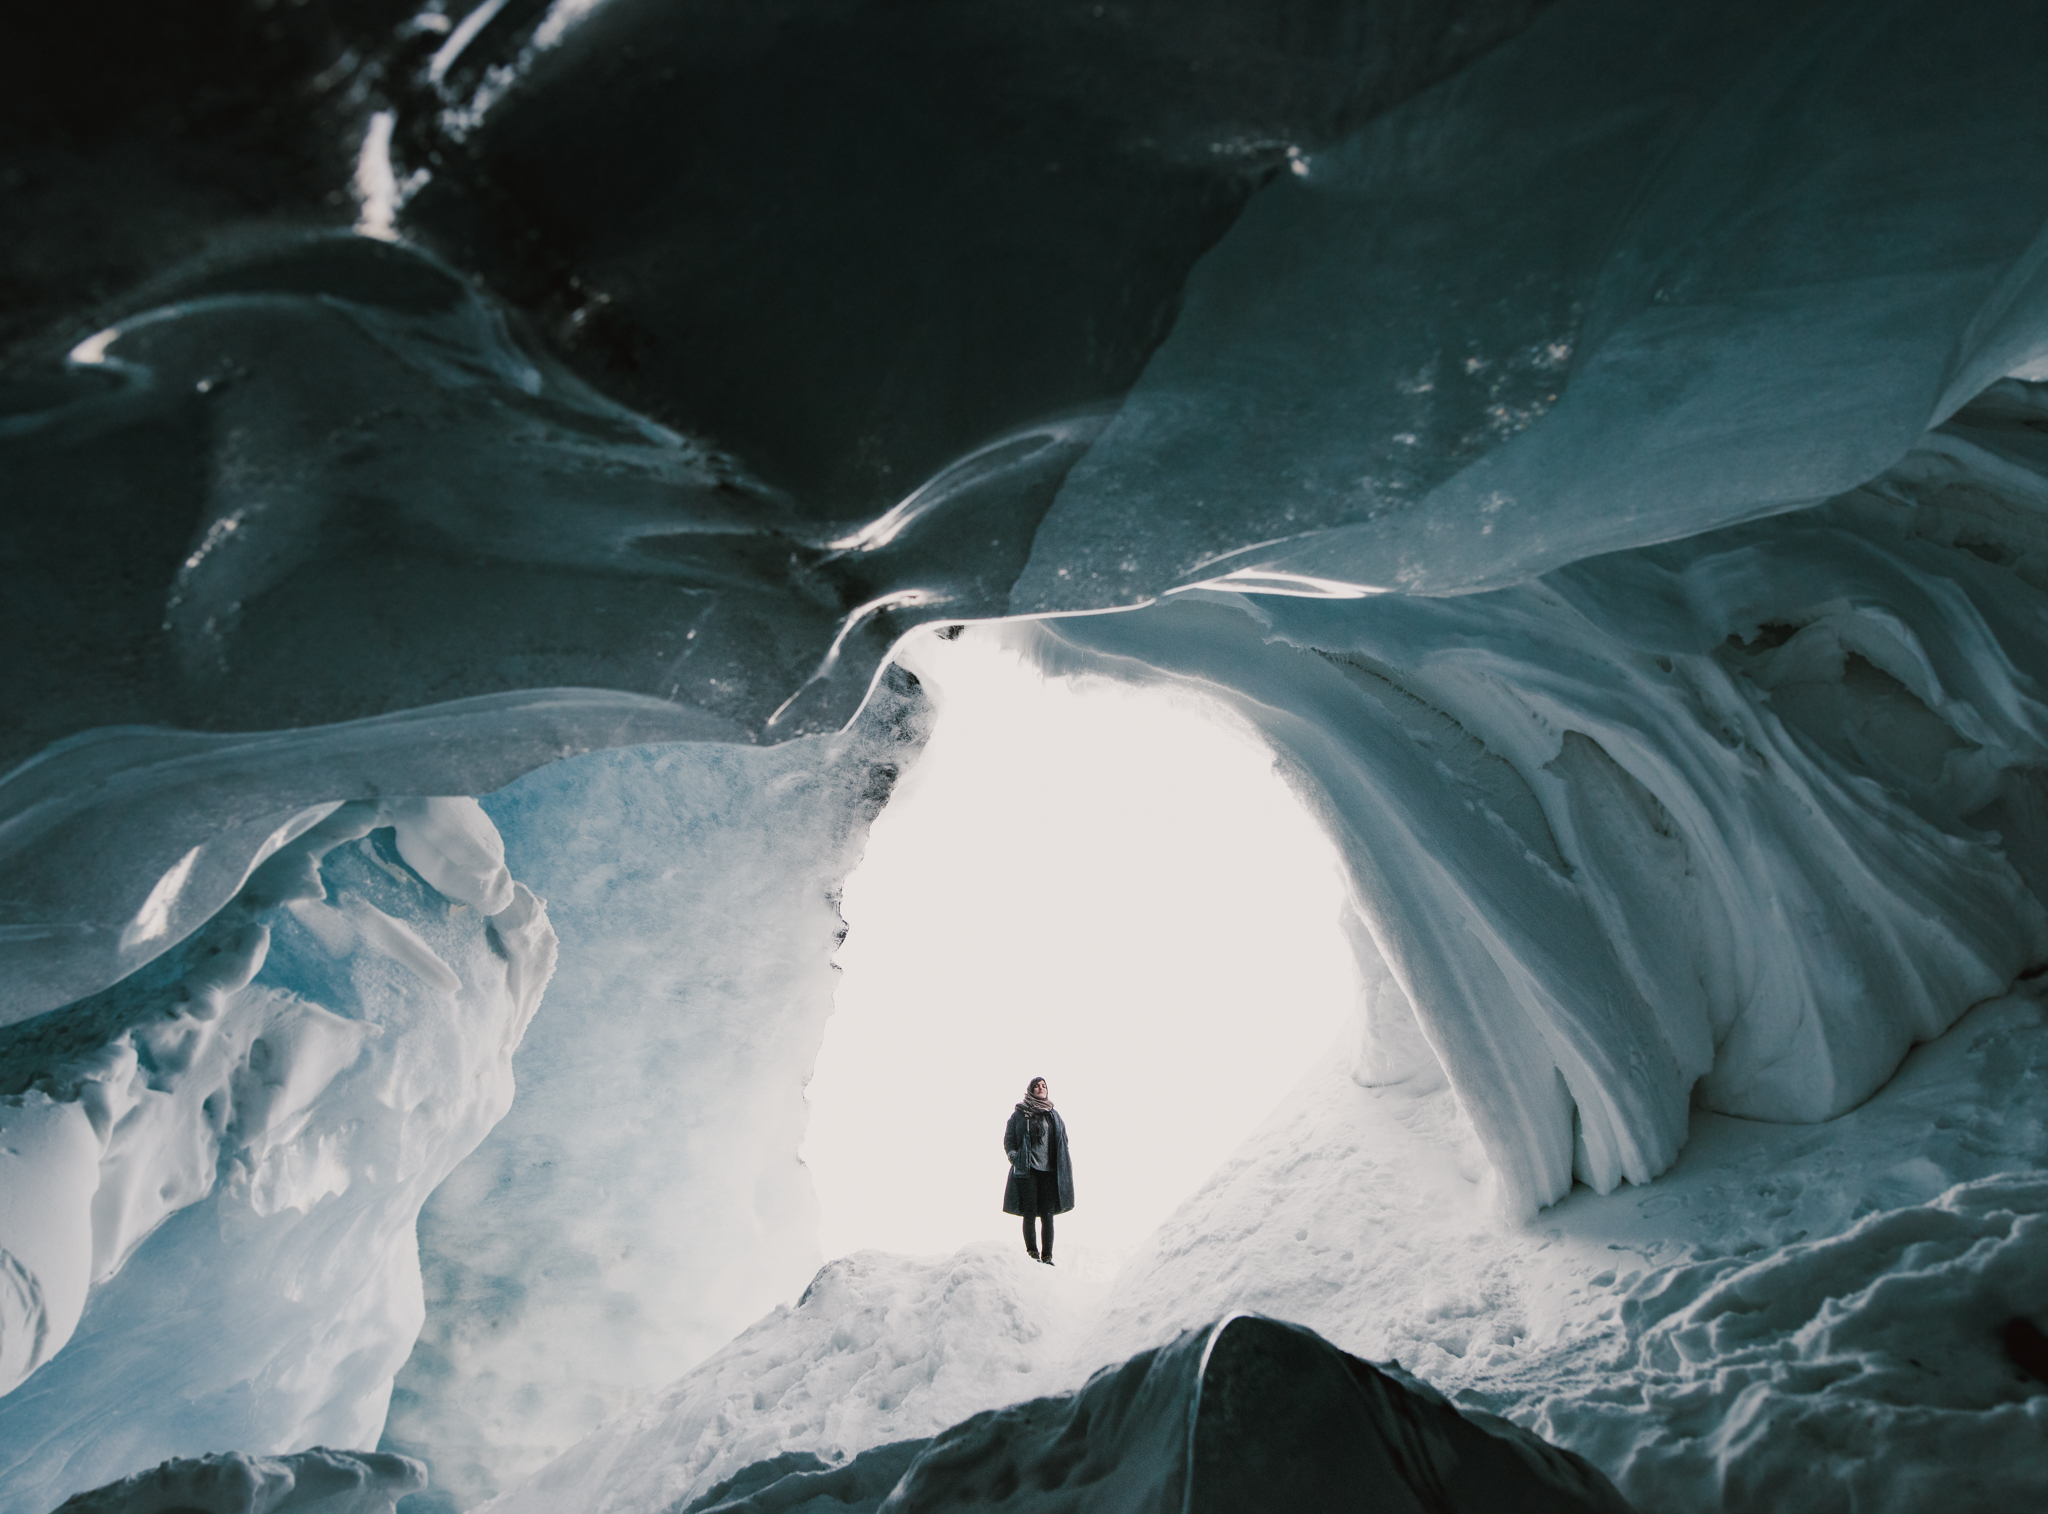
[482,1242,1108,1514]
[499,1309,1631,1514]
[1075,989,2048,1514]
[383,676,928,1511]
[1544,1173,2048,1514]
[54,1447,425,1514]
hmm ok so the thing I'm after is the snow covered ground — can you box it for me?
[482,1244,1117,1514]
[1086,989,2048,1514]
[485,983,2048,1514]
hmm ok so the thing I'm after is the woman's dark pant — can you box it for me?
[1021,1168,1059,1258]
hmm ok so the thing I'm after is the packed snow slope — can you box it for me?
[487,983,2048,1514]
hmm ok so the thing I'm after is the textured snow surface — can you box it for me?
[0,802,553,1514]
[480,1244,1113,1514]
[380,682,926,1512]
[1086,993,2048,1514]
[489,987,2048,1514]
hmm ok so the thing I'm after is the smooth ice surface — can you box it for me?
[0,802,553,1514]
[486,983,2048,1514]
[381,685,924,1513]
[807,633,1354,1258]
[1019,0,2048,609]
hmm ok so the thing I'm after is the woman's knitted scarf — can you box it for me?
[1017,1087,1055,1120]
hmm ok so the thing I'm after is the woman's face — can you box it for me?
[1031,1079,1048,1100]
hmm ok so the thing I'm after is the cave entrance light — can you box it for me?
[802,628,1358,1263]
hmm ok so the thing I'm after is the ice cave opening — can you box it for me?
[13,1,2048,1510]
[803,630,1359,1260]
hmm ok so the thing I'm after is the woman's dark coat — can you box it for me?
[1002,1107,1075,1215]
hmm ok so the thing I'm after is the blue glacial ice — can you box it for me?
[0,799,555,1513]
[1019,0,2048,608]
[1018,386,2048,1211]
[379,679,925,1509]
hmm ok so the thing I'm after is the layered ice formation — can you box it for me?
[6,0,2048,1510]
[380,675,927,1510]
[0,799,554,1513]
[1019,0,2048,608]
[1019,388,2048,1212]
[485,982,2048,1514]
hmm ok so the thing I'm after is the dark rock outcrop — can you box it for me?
[684,1314,1631,1514]
[53,1447,425,1514]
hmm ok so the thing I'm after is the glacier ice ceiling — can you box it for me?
[4,1,2048,1511]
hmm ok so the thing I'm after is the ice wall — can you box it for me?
[0,798,554,1514]
[378,671,928,1511]
[1018,381,2048,1213]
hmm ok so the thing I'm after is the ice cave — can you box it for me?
[4,1,2048,1510]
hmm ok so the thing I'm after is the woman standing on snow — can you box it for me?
[1003,1077,1074,1264]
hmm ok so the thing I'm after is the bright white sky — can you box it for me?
[802,627,1359,1263]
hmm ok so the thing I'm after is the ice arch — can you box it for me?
[806,633,1357,1260]
[6,0,2048,1507]
[1015,390,2048,1212]
[8,392,2048,1514]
